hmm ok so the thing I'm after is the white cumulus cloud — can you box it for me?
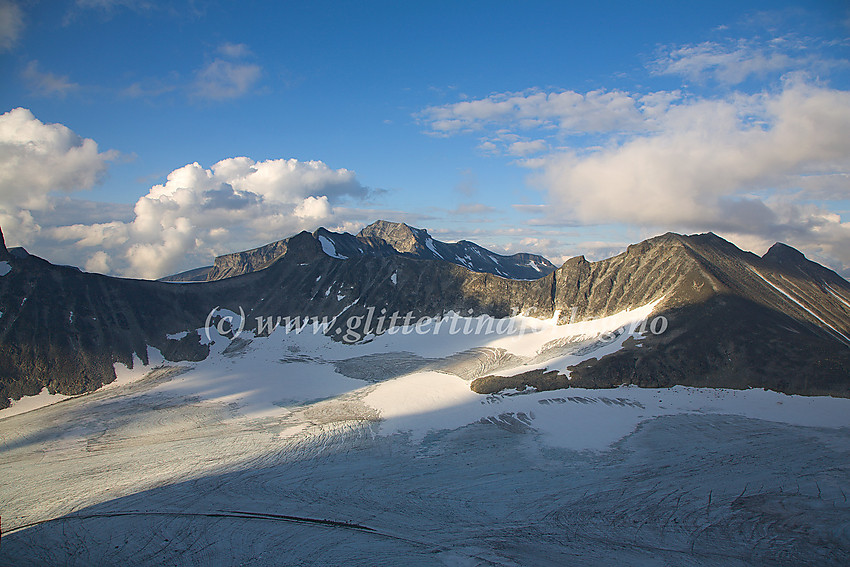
[116,157,366,277]
[294,195,332,219]
[0,109,374,279]
[25,157,367,278]
[0,108,117,209]
[532,80,850,273]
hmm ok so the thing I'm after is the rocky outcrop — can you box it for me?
[357,220,426,255]
[206,235,300,280]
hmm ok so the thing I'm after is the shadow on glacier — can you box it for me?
[3,414,850,567]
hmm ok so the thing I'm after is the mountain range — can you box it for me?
[1,220,849,409]
[162,220,556,282]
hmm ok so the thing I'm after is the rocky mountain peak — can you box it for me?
[760,241,849,287]
[762,242,808,266]
[357,220,428,254]
[0,225,8,260]
[287,230,324,261]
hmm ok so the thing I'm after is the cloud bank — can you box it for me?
[419,76,850,274]
[0,108,371,278]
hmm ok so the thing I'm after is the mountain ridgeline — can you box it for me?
[1,221,849,409]
[163,220,556,282]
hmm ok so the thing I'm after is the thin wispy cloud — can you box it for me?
[217,42,252,59]
[0,0,23,51]
[119,43,262,102]
[121,79,177,98]
[418,88,648,137]
[73,0,154,14]
[22,60,79,97]
[650,36,845,84]
[192,59,262,100]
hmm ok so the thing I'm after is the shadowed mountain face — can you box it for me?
[199,220,557,281]
[1,223,849,409]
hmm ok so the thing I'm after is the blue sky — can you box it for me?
[1,0,849,278]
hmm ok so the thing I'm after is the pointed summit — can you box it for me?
[762,242,807,266]
[0,225,9,261]
[761,241,848,287]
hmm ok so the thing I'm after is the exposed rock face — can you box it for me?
[0,252,222,407]
[205,233,306,280]
[158,266,212,282]
[1,223,849,409]
[201,221,556,282]
[357,220,426,255]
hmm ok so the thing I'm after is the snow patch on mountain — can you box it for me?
[0,261,11,276]
[424,236,442,259]
[751,268,850,343]
[318,235,348,260]
[825,283,850,311]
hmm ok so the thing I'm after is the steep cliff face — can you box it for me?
[550,233,719,322]
[205,234,304,280]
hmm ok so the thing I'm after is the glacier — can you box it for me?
[1,302,849,565]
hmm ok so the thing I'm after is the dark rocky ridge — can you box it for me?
[201,220,556,281]
[1,223,849,409]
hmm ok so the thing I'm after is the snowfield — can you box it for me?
[2,302,849,565]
